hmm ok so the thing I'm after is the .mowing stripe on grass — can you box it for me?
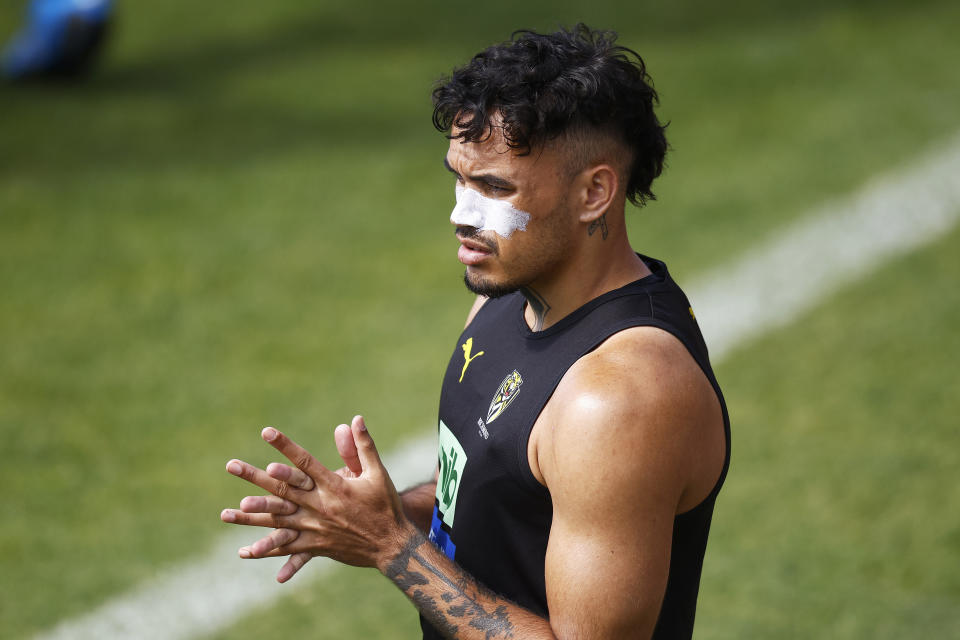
[34,132,960,640]
[691,131,960,362]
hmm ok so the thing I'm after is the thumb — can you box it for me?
[335,423,362,476]
[351,415,385,475]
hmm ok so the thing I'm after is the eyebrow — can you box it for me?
[443,156,515,190]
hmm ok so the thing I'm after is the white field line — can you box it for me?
[692,132,960,361]
[34,133,960,640]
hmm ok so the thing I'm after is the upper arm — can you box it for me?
[538,328,724,638]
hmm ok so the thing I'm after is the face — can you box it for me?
[445,123,580,297]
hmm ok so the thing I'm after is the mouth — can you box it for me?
[455,227,497,265]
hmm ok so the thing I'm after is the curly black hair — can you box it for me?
[432,24,668,207]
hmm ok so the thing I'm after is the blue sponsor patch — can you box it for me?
[428,505,456,560]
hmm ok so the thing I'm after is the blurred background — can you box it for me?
[1,0,958,638]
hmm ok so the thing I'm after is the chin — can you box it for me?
[463,270,521,299]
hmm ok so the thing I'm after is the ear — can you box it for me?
[576,164,619,224]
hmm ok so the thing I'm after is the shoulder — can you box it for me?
[463,295,488,328]
[536,327,724,637]
[534,325,724,514]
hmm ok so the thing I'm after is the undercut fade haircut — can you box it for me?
[432,24,669,207]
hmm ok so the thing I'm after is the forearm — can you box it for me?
[400,479,437,532]
[380,523,555,639]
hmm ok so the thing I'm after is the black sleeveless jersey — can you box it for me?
[422,255,731,639]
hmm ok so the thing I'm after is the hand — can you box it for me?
[220,416,407,583]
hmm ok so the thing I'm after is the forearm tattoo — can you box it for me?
[588,213,609,240]
[520,286,551,332]
[386,533,516,639]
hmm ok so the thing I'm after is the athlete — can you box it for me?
[221,24,729,639]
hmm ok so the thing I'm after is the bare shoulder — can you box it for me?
[533,326,725,514]
[463,295,488,328]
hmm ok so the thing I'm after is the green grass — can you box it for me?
[1,0,959,636]
[209,564,423,640]
[696,225,960,639]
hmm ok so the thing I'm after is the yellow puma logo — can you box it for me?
[459,337,485,383]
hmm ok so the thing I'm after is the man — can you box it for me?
[221,24,729,639]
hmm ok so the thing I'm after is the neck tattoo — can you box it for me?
[588,212,609,240]
[520,286,551,332]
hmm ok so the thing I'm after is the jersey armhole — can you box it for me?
[512,318,731,510]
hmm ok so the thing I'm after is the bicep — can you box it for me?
[544,488,674,639]
[538,335,701,638]
[535,328,720,638]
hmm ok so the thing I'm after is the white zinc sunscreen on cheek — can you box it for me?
[450,184,531,238]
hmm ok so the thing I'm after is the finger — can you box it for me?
[277,552,312,583]
[351,415,386,475]
[266,462,315,491]
[239,495,298,515]
[244,539,317,558]
[225,459,305,503]
[238,527,299,558]
[335,423,362,476]
[261,427,340,488]
[221,509,290,528]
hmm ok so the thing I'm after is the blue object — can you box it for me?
[2,0,114,79]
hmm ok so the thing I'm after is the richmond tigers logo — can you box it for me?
[486,370,523,423]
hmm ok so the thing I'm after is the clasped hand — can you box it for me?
[220,415,406,583]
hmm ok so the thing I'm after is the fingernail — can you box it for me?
[221,509,235,522]
[262,427,278,441]
[226,461,242,475]
[356,416,367,432]
[238,547,252,559]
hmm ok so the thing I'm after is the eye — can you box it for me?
[483,182,510,195]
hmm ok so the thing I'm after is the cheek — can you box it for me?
[493,231,543,274]
[454,186,532,238]
[521,211,570,248]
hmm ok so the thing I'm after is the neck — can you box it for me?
[521,233,650,332]
[519,286,552,332]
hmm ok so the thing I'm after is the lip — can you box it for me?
[457,235,494,253]
[456,234,494,266]
[457,242,491,266]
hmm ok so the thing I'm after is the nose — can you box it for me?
[450,187,485,229]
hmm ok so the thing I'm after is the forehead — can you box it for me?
[445,123,566,182]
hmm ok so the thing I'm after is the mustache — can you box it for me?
[455,226,499,254]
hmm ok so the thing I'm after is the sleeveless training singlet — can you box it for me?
[421,255,731,639]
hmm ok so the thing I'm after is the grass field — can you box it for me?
[1,0,959,637]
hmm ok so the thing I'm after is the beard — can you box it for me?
[462,270,522,298]
[456,193,572,299]
[457,225,522,298]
